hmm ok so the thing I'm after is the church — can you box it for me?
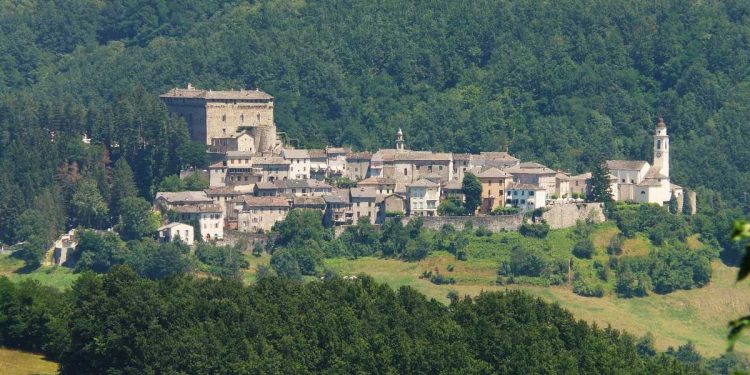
[606,118,684,206]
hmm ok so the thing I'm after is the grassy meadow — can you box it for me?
[0,348,58,375]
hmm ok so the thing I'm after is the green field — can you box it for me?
[323,253,750,357]
[0,254,78,290]
[0,348,58,375]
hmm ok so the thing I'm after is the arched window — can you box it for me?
[404,168,408,176]
[656,140,661,150]
[240,114,244,123]
[222,114,226,122]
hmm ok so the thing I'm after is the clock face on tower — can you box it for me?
[656,152,662,158]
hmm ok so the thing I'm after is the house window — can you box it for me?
[621,178,625,183]
[222,114,226,122]
[240,114,244,123]
[404,168,408,176]
[529,191,534,196]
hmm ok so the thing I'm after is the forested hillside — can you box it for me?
[0,269,701,374]
[0,1,749,250]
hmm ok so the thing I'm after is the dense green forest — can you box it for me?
[0,268,727,374]
[1,0,749,259]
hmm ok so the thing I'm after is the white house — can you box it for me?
[505,183,547,213]
[406,178,441,217]
[158,222,195,245]
[283,149,311,180]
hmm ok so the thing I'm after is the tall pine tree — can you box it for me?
[462,173,482,215]
[589,160,613,203]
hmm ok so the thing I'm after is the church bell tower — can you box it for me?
[396,128,405,151]
[653,117,669,177]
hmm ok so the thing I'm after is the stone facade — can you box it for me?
[160,84,277,149]
[541,203,605,229]
[399,215,523,232]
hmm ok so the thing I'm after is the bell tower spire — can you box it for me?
[653,117,669,177]
[396,128,405,151]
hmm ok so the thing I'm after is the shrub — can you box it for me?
[430,274,456,285]
[474,226,492,237]
[572,239,594,259]
[573,277,604,297]
[490,207,519,215]
[447,264,454,272]
[519,221,550,238]
[607,235,624,255]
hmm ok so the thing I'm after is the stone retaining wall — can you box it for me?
[541,203,605,229]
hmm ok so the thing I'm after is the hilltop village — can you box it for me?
[153,84,691,242]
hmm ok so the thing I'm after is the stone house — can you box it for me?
[475,167,512,214]
[323,193,352,226]
[381,194,406,218]
[326,147,351,177]
[280,179,332,197]
[394,151,453,184]
[507,162,557,196]
[236,196,291,233]
[308,149,328,180]
[345,151,372,180]
[569,173,592,197]
[251,156,290,182]
[452,153,471,182]
[357,177,397,195]
[154,191,224,240]
[468,152,520,174]
[441,180,464,201]
[350,187,382,224]
[293,196,327,212]
[208,131,255,154]
[171,204,224,241]
[204,187,245,218]
[554,171,571,198]
[406,179,441,217]
[158,222,194,246]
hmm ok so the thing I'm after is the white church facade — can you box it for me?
[606,118,683,206]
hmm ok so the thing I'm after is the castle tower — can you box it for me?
[396,128,405,151]
[653,117,669,177]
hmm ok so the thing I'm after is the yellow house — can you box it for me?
[475,168,512,214]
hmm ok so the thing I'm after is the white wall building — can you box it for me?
[158,222,195,246]
[505,183,547,213]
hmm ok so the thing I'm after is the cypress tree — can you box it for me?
[462,173,482,215]
[589,160,613,203]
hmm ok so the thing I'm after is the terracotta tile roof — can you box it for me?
[160,86,273,100]
[326,147,351,155]
[507,162,556,174]
[350,187,380,199]
[253,156,290,165]
[606,160,649,171]
[282,149,310,159]
[394,151,452,162]
[346,151,372,160]
[570,173,592,180]
[507,183,546,191]
[644,166,668,179]
[442,180,463,190]
[453,153,471,161]
[407,178,440,188]
[171,203,223,213]
[155,191,212,204]
[239,196,290,207]
[308,149,327,159]
[204,187,244,196]
[476,167,511,179]
[293,196,326,207]
[358,177,396,186]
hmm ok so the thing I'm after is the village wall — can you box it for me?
[400,214,524,232]
[541,203,605,229]
[222,230,274,251]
